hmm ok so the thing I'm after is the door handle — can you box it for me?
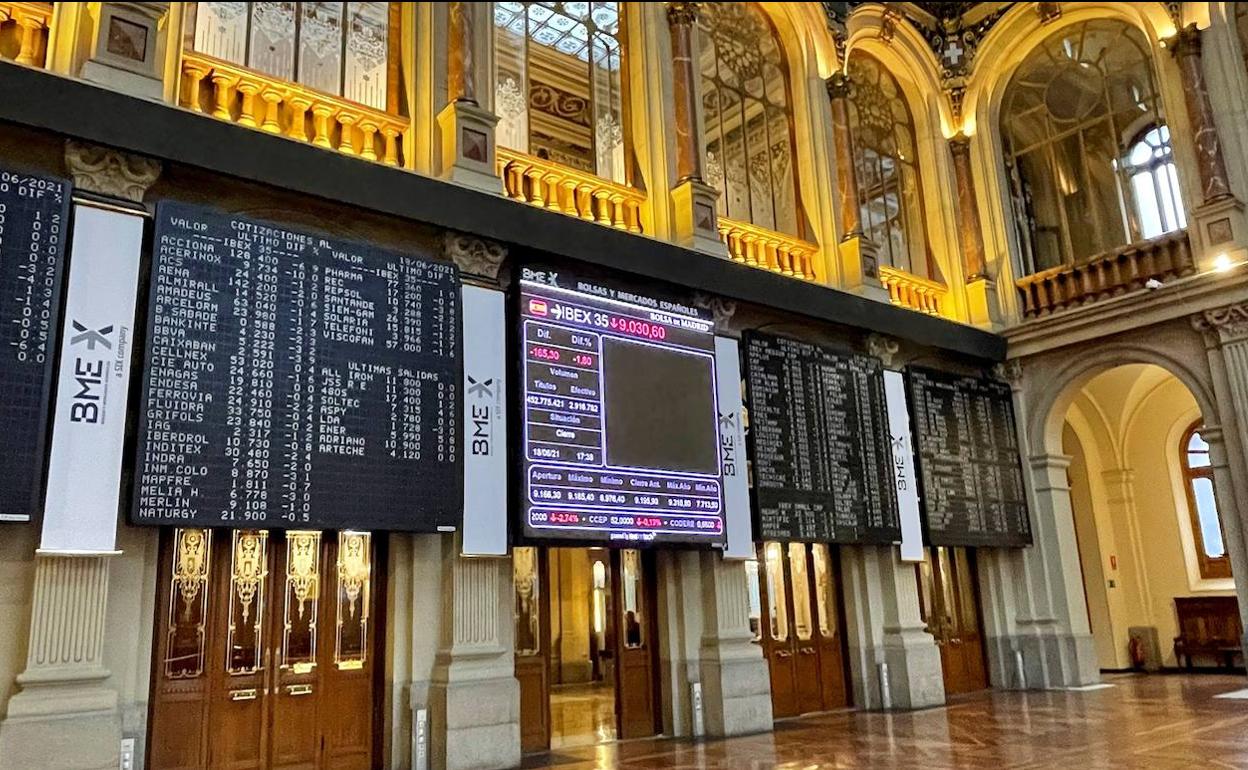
[950,638,964,646]
[775,649,792,658]
[799,646,816,655]
[286,683,313,696]
[229,688,258,702]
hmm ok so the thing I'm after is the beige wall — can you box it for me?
[0,523,37,718]
[1064,365,1237,670]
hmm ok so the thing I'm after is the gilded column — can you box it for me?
[666,2,727,256]
[948,134,986,279]
[827,72,861,240]
[1172,25,1233,203]
[437,1,501,193]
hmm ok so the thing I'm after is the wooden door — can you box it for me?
[612,549,659,740]
[917,547,989,695]
[149,529,379,770]
[757,542,798,718]
[514,547,551,753]
[784,543,824,715]
[810,544,850,710]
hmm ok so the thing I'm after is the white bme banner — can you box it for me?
[715,336,753,559]
[40,204,143,554]
[883,369,924,562]
[461,283,508,556]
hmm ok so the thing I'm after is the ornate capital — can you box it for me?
[866,333,900,368]
[1171,23,1202,59]
[1193,303,1248,341]
[666,1,700,27]
[693,292,736,330]
[64,140,161,203]
[994,358,1023,387]
[948,131,971,157]
[442,230,506,281]
[826,71,852,100]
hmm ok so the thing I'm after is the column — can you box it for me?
[1171,24,1246,264]
[666,2,728,256]
[826,72,886,298]
[696,553,772,735]
[437,2,502,193]
[1192,305,1248,664]
[427,537,520,770]
[77,3,172,100]
[948,133,1001,328]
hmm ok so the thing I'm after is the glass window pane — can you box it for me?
[788,543,813,641]
[1132,172,1163,239]
[344,2,390,110]
[1192,477,1226,558]
[811,543,837,637]
[249,2,297,82]
[620,549,644,649]
[297,3,344,97]
[165,529,212,679]
[281,531,321,671]
[1167,163,1188,228]
[226,530,269,675]
[335,531,371,669]
[514,547,542,656]
[195,2,249,63]
[745,557,762,642]
[764,542,788,642]
[953,548,978,632]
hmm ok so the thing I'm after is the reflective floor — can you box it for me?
[550,681,617,749]
[522,673,1248,769]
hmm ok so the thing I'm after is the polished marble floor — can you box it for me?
[550,681,617,749]
[523,673,1248,769]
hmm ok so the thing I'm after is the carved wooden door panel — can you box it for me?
[318,531,378,770]
[918,547,988,696]
[268,531,324,769]
[811,543,850,710]
[757,542,798,718]
[613,549,659,740]
[785,543,825,716]
[514,547,551,753]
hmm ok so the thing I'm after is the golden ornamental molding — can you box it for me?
[64,139,161,202]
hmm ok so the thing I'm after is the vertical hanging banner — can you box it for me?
[40,204,144,553]
[715,336,753,559]
[461,283,508,556]
[883,370,924,562]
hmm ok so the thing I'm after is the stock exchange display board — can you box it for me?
[0,168,68,522]
[905,366,1032,547]
[519,267,724,546]
[742,332,900,544]
[133,202,462,532]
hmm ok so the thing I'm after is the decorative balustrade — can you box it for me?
[179,51,407,168]
[717,217,818,281]
[1015,229,1195,318]
[879,266,947,316]
[496,147,644,234]
[0,2,52,67]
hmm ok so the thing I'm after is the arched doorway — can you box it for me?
[1055,364,1239,672]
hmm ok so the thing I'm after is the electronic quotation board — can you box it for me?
[0,168,69,522]
[133,202,462,532]
[742,331,900,543]
[905,366,1032,547]
[518,269,724,545]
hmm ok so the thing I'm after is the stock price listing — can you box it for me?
[519,270,725,546]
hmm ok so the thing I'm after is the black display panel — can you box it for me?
[742,331,900,543]
[133,202,461,532]
[905,366,1032,547]
[0,168,69,522]
[519,268,724,545]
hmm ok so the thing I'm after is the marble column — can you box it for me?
[1173,25,1233,204]
[666,2,727,256]
[437,2,501,193]
[826,72,884,296]
[697,553,772,735]
[1191,305,1248,664]
[949,133,1000,327]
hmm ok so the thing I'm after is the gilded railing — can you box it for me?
[496,147,643,234]
[879,266,947,316]
[1015,229,1195,318]
[717,217,818,281]
[179,51,407,168]
[0,2,52,68]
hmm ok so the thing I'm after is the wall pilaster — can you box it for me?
[827,72,886,300]
[436,2,501,194]
[696,553,771,736]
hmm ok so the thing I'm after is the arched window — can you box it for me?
[1001,19,1181,275]
[493,2,627,184]
[190,2,393,109]
[698,2,800,236]
[847,51,932,277]
[1180,423,1232,580]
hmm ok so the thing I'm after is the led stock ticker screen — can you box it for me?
[519,270,724,545]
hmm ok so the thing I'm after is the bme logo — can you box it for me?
[468,375,495,456]
[68,320,114,424]
[719,411,738,476]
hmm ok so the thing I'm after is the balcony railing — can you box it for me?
[0,2,52,68]
[496,147,644,234]
[717,217,817,281]
[1015,230,1195,318]
[179,51,407,168]
[879,266,947,316]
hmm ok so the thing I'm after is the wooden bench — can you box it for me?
[1174,596,1243,670]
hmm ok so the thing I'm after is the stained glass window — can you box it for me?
[1001,19,1179,274]
[1181,423,1232,580]
[847,51,932,277]
[494,2,627,183]
[698,2,799,235]
[191,2,391,110]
